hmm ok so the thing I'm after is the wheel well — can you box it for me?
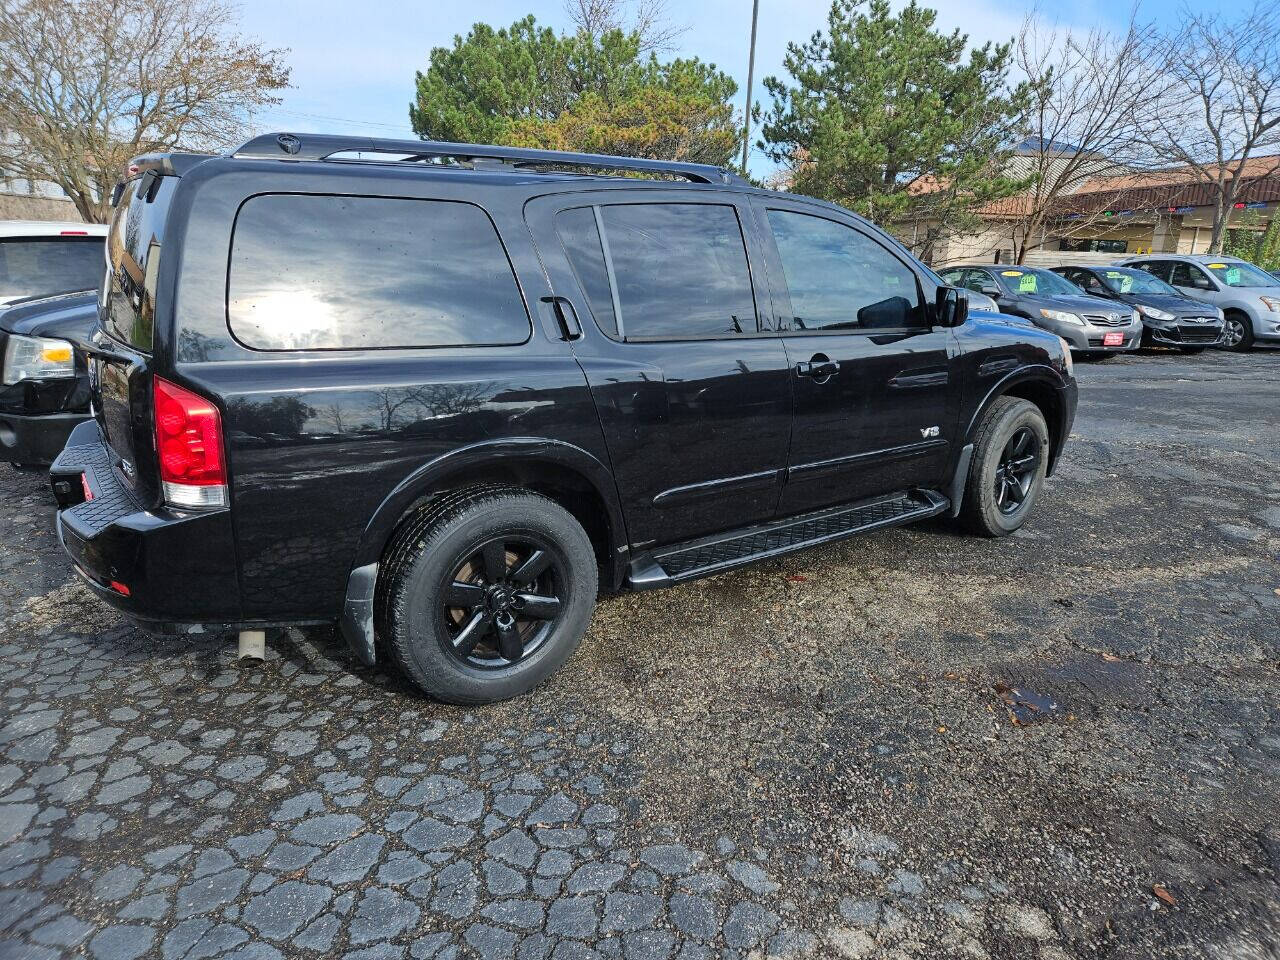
[389,462,615,571]
[999,379,1063,463]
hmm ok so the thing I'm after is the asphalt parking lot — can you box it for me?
[0,348,1277,960]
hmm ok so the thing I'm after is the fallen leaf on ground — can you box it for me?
[1101,652,1122,662]
[1153,884,1177,907]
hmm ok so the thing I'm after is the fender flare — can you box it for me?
[351,437,625,569]
[963,365,1073,474]
[338,438,626,666]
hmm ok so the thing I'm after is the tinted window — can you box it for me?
[1069,269,1106,293]
[228,195,529,350]
[598,203,756,338]
[1132,260,1172,282]
[1169,262,1213,289]
[555,207,618,336]
[0,237,103,302]
[938,268,966,285]
[767,210,922,331]
[103,176,177,351]
[962,269,996,294]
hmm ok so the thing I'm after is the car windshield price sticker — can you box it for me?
[1104,271,1133,292]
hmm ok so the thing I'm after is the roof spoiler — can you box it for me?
[111,151,214,207]
[231,132,747,186]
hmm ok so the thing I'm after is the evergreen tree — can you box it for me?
[759,0,1028,256]
[410,16,737,165]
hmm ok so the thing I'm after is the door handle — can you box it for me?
[541,296,582,341]
[796,357,840,380]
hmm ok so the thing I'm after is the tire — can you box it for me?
[959,397,1050,537]
[377,486,597,704]
[1221,312,1254,351]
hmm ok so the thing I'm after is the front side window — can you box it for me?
[228,195,529,350]
[0,237,103,303]
[767,210,922,331]
[963,270,996,294]
[1169,262,1214,290]
[595,203,757,339]
[938,268,966,285]
[1132,260,1172,282]
[1073,270,1106,293]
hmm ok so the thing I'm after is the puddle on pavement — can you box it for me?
[994,683,1063,725]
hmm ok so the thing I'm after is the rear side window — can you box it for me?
[228,195,529,350]
[0,237,103,302]
[555,207,618,337]
[599,203,757,339]
[767,209,923,331]
[104,175,177,352]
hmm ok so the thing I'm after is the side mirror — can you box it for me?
[980,283,1001,297]
[936,286,969,327]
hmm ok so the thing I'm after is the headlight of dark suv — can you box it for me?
[2,335,76,384]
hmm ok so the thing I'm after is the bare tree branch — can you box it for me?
[564,0,687,53]
[1003,10,1165,262]
[1139,3,1280,252]
[0,0,290,222]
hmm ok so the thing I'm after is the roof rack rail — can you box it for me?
[231,133,748,186]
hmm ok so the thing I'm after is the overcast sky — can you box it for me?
[239,0,1221,177]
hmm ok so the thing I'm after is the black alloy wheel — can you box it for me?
[378,485,597,704]
[993,427,1040,515]
[441,537,564,668]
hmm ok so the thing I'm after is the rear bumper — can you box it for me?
[0,410,88,466]
[50,420,245,627]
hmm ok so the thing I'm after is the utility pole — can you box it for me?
[741,0,760,176]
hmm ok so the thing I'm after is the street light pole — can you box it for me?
[741,0,759,176]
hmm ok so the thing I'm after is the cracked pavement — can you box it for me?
[0,348,1277,960]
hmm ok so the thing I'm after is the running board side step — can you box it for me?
[627,490,949,589]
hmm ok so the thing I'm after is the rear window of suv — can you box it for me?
[228,194,530,351]
[103,174,179,351]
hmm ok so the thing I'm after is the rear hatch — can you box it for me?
[91,173,179,505]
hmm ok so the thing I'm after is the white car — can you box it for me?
[0,220,107,307]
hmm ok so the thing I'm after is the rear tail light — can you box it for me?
[153,377,227,509]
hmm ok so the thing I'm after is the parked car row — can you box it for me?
[940,253,1280,355]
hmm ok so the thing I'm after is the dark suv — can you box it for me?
[50,134,1077,703]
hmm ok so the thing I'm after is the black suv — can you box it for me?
[50,134,1077,704]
